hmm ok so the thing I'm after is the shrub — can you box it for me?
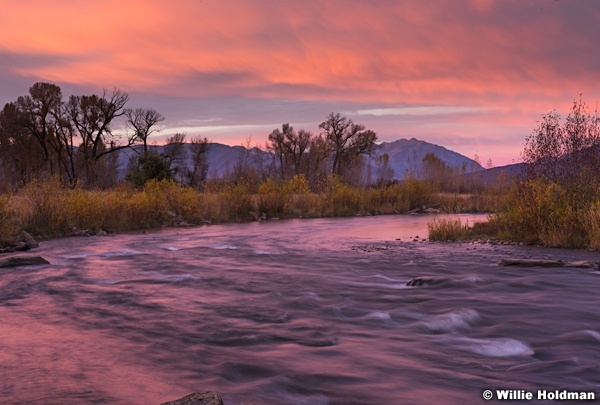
[0,194,19,242]
[427,218,471,241]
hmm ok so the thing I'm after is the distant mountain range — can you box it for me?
[117,138,522,184]
[377,138,483,178]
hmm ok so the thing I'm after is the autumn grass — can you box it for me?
[0,176,498,240]
[427,218,472,241]
[427,179,600,250]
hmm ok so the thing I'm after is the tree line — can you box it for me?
[2,81,482,193]
[0,82,211,190]
[0,82,384,191]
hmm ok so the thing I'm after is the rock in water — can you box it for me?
[15,230,39,249]
[564,261,596,268]
[161,392,224,405]
[500,259,597,268]
[0,230,39,253]
[406,276,447,287]
[0,256,50,268]
[499,259,564,267]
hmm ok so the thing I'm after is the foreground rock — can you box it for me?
[161,392,224,405]
[0,230,39,253]
[0,256,50,268]
[500,259,597,268]
[406,276,448,287]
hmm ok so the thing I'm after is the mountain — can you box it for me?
[116,143,270,180]
[115,138,486,182]
[457,163,525,186]
[377,138,484,179]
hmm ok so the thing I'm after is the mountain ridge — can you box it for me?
[118,137,498,182]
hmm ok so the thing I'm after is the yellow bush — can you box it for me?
[586,201,600,251]
[0,194,19,241]
[488,180,593,248]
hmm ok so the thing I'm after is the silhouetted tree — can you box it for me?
[186,136,210,188]
[0,102,44,187]
[306,134,331,191]
[163,132,187,176]
[125,108,165,155]
[421,152,451,182]
[319,112,377,179]
[267,123,312,179]
[66,88,132,185]
[15,82,63,174]
[375,153,394,186]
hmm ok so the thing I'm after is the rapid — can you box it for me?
[1,214,599,404]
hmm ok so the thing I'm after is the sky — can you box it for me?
[1,0,600,166]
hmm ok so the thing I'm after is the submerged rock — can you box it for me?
[499,259,564,268]
[564,261,597,268]
[406,276,447,287]
[500,259,597,269]
[160,392,224,405]
[0,256,50,268]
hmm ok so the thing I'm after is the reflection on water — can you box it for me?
[1,214,599,404]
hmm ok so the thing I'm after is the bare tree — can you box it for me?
[125,108,165,155]
[66,88,131,162]
[15,82,63,173]
[163,132,187,175]
[319,112,377,178]
[267,123,312,179]
[523,96,600,205]
[66,88,131,185]
[375,153,395,186]
[267,126,286,179]
[0,102,43,187]
[306,134,331,191]
[186,136,210,188]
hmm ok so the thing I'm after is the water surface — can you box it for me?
[1,214,599,404]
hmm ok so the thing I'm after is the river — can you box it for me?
[1,214,599,404]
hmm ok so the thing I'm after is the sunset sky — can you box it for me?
[1,0,599,166]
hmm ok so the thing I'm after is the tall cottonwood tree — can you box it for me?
[186,136,210,188]
[306,134,332,190]
[319,112,377,179]
[374,153,394,186]
[0,82,164,188]
[15,82,63,174]
[0,102,43,187]
[267,123,312,179]
[65,89,133,186]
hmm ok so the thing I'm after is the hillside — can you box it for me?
[378,138,484,179]
[116,138,488,182]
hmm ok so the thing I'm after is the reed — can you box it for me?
[427,218,471,241]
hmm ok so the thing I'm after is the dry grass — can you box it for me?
[1,176,498,240]
[427,218,472,241]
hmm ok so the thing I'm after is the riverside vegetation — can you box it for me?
[429,97,600,250]
[2,82,599,251]
[0,81,494,244]
[0,175,495,241]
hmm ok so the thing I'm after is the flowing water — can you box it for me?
[1,214,599,404]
